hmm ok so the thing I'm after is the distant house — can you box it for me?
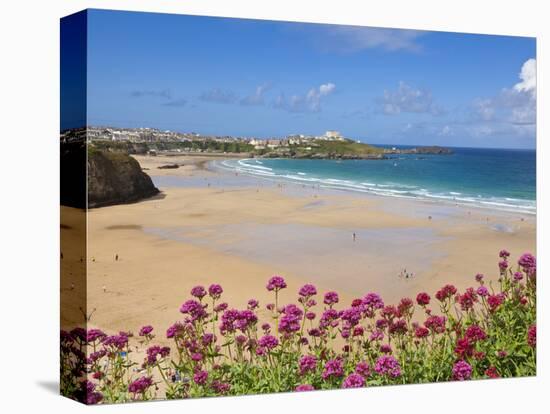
[266,139,281,149]
[249,139,265,149]
[322,130,345,141]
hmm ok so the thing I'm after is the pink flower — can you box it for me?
[353,326,364,337]
[455,337,474,358]
[415,326,430,338]
[487,294,505,312]
[295,384,315,391]
[518,253,536,276]
[362,293,384,316]
[485,366,500,378]
[424,315,446,334]
[279,304,303,334]
[452,360,472,381]
[374,355,401,378]
[266,275,287,291]
[258,335,279,350]
[299,284,317,298]
[416,292,430,306]
[435,284,457,302]
[465,325,487,342]
[146,345,170,365]
[342,373,365,388]
[355,361,371,378]
[211,380,231,394]
[190,285,206,299]
[128,376,153,394]
[299,355,317,375]
[528,324,536,348]
[322,359,344,380]
[380,344,393,354]
[86,329,106,343]
[306,311,316,320]
[476,286,489,297]
[138,325,153,337]
[456,287,478,311]
[193,370,208,385]
[398,297,414,315]
[498,260,509,272]
[208,284,223,299]
[179,300,207,320]
[166,322,185,339]
[323,291,339,306]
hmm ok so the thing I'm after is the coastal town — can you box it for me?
[62,126,452,158]
[84,126,351,148]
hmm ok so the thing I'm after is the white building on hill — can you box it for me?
[322,130,345,141]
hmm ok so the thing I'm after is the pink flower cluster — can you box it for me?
[60,250,536,404]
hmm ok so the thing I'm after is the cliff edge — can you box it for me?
[87,149,159,208]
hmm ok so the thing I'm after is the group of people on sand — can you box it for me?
[399,268,415,279]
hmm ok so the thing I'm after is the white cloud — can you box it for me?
[472,98,496,121]
[378,81,443,115]
[199,88,237,104]
[322,26,425,53]
[470,58,536,130]
[274,83,336,113]
[319,83,336,95]
[468,125,494,138]
[514,58,536,98]
[240,83,271,106]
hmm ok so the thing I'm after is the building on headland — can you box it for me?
[320,130,345,141]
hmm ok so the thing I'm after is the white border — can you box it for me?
[1,1,546,413]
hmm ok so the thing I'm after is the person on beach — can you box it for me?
[353,232,356,242]
[115,254,119,261]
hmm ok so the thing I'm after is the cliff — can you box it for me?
[87,149,159,208]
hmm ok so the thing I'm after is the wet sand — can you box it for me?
[61,154,536,343]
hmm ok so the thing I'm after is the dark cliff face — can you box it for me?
[61,140,87,208]
[87,150,159,208]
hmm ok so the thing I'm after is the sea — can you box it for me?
[215,146,536,215]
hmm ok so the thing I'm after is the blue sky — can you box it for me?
[80,9,536,148]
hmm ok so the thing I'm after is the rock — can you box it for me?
[413,146,453,155]
[87,150,159,208]
[384,146,453,155]
[157,164,180,169]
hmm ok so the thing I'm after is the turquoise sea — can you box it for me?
[217,147,536,214]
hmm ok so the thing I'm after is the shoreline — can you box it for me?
[62,154,536,341]
[210,157,536,217]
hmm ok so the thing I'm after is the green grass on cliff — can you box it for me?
[306,139,383,155]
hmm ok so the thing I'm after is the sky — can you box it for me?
[70,9,536,148]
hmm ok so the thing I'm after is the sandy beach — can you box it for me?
[61,154,536,344]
